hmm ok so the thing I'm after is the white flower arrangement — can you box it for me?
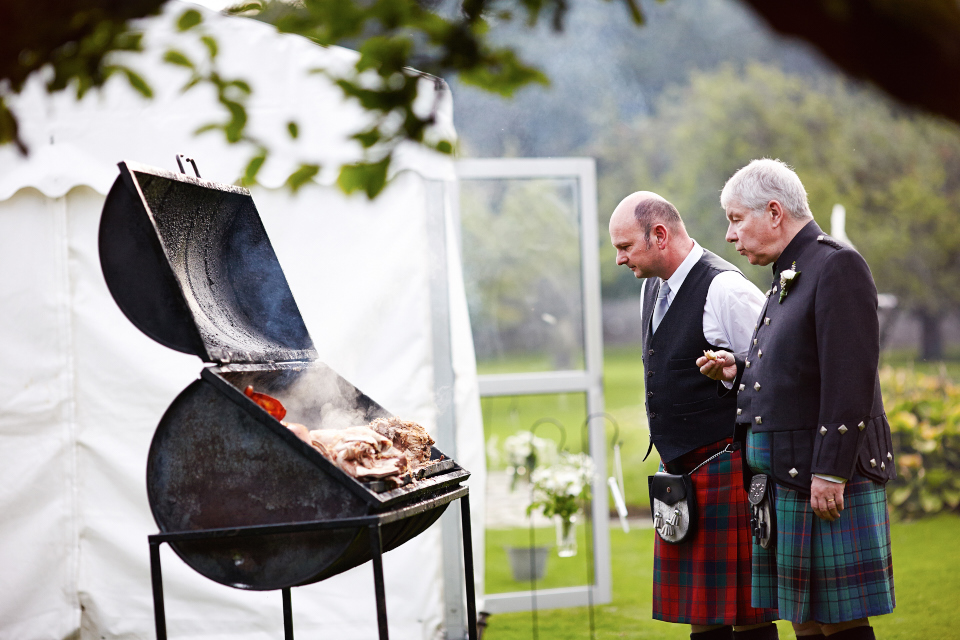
[527,452,595,521]
[504,431,558,490]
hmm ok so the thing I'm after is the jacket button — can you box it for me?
[737,408,742,416]
[739,383,745,391]
[819,426,828,435]
[648,349,655,356]
[647,391,654,397]
[789,468,798,477]
[764,317,770,325]
[755,416,762,425]
[838,425,848,434]
[650,412,657,419]
[887,452,893,461]
[754,382,761,391]
[858,421,866,430]
[647,371,654,377]
[870,458,877,468]
[745,360,751,368]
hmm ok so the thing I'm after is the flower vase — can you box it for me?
[555,514,578,557]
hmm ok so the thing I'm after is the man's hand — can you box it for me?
[696,350,738,382]
[810,476,845,521]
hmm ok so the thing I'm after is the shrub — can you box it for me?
[881,366,960,520]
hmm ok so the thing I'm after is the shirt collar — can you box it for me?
[772,219,822,279]
[663,240,702,295]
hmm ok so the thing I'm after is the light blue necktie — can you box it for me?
[652,280,670,333]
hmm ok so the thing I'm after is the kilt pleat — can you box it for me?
[746,429,896,623]
[652,439,778,625]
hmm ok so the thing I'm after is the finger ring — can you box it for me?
[827,499,836,503]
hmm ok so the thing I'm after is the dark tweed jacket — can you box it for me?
[735,220,896,493]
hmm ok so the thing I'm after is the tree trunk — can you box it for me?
[917,309,944,361]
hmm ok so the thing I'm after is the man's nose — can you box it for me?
[616,252,627,265]
[725,224,737,243]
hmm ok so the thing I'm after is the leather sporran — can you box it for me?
[648,472,697,544]
[648,443,735,544]
[747,473,776,549]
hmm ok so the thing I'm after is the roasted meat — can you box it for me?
[368,417,435,469]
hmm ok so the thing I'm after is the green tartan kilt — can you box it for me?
[746,429,896,624]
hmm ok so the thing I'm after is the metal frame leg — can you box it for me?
[460,494,478,640]
[149,540,167,640]
[369,524,390,640]
[282,588,294,640]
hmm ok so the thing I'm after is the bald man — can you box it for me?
[610,193,777,640]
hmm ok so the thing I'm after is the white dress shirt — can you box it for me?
[646,241,765,359]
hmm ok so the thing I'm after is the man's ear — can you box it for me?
[768,200,785,228]
[652,223,668,248]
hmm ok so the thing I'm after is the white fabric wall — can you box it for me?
[0,3,484,639]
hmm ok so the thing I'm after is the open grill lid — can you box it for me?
[99,161,316,364]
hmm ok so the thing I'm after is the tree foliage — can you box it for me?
[0,0,167,152]
[594,63,960,347]
[0,0,642,196]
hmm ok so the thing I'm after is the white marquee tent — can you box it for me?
[0,4,485,639]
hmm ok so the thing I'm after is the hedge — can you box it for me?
[881,366,960,520]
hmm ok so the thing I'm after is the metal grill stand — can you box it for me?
[149,488,478,640]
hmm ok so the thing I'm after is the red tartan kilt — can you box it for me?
[652,438,777,625]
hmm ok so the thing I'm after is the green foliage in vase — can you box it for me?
[526,451,594,521]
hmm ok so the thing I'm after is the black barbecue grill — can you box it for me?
[98,160,477,639]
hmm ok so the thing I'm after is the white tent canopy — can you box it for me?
[0,4,484,639]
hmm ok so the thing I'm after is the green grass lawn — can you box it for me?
[482,515,960,639]
[478,345,960,638]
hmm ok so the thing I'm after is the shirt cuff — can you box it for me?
[721,380,733,390]
[813,474,847,484]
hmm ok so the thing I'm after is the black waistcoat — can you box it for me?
[641,250,740,463]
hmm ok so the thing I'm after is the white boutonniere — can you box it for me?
[778,262,800,303]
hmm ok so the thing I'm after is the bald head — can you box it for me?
[609,191,692,280]
[610,192,685,247]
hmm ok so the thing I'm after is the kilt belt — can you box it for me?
[746,428,896,623]
[653,438,778,625]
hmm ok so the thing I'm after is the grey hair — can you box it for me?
[720,158,812,220]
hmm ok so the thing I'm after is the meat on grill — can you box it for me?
[281,418,431,485]
[368,417,435,469]
[247,385,432,485]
